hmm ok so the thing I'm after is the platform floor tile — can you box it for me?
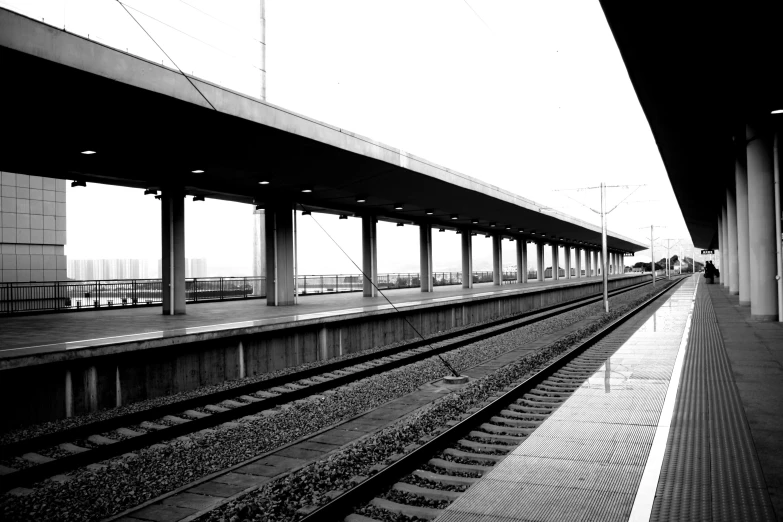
[438,278,696,521]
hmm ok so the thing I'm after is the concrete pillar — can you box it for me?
[64,370,73,418]
[265,203,297,305]
[84,365,98,413]
[584,249,590,277]
[727,188,739,295]
[420,224,433,292]
[736,143,751,305]
[551,243,559,280]
[516,240,527,283]
[722,204,730,288]
[536,242,545,281]
[162,188,186,315]
[492,234,502,285]
[362,216,378,297]
[591,250,598,277]
[564,246,571,279]
[461,230,473,289]
[747,121,778,320]
[717,214,723,274]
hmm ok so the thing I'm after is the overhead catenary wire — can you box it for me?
[116,0,218,111]
[300,206,461,378]
[119,1,263,72]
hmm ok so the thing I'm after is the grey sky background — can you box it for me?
[2,0,699,276]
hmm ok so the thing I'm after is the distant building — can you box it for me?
[69,258,206,280]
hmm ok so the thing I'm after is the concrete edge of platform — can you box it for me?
[0,275,646,370]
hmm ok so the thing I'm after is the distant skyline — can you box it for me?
[6,0,698,276]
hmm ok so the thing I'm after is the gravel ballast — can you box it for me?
[0,280,675,522]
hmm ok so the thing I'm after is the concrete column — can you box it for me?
[516,240,527,283]
[575,248,582,278]
[727,188,739,295]
[162,188,186,315]
[420,224,433,292]
[461,230,473,289]
[584,249,591,277]
[549,243,560,281]
[492,234,502,285]
[736,143,751,305]
[747,121,778,320]
[362,216,378,297]
[536,242,545,281]
[564,246,571,279]
[718,214,724,274]
[265,203,297,306]
[591,250,598,276]
[722,204,730,288]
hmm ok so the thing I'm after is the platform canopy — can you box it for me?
[599,1,783,249]
[0,8,647,253]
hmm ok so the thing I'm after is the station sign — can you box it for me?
[701,249,715,254]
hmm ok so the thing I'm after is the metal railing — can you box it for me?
[0,268,601,314]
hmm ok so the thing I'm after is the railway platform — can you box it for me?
[437,274,781,521]
[0,274,645,428]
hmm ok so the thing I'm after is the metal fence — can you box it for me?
[0,270,549,314]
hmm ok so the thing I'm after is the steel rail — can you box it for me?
[299,276,686,521]
[0,277,661,492]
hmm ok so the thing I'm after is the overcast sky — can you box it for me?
[3,0,700,276]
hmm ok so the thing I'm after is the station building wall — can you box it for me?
[0,172,67,282]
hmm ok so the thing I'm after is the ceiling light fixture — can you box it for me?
[771,109,783,114]
[339,214,348,219]
[193,195,205,202]
[192,169,204,174]
[259,180,270,185]
[301,187,313,193]
[394,203,404,210]
[450,214,459,220]
[81,150,96,155]
[71,180,86,188]
[489,222,496,227]
[425,209,434,215]
[356,196,367,203]
[144,188,157,196]
[471,218,479,224]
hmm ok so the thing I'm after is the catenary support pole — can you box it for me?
[601,183,608,312]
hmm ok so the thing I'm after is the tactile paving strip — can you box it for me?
[437,279,695,522]
[650,279,776,521]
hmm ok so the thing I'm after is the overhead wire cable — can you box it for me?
[300,205,461,377]
[119,1,263,72]
[178,0,263,44]
[461,0,492,31]
[116,0,218,111]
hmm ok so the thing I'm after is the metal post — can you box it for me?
[650,225,655,286]
[601,182,608,312]
[774,129,783,322]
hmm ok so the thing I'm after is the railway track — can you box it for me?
[299,276,685,522]
[0,277,664,493]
